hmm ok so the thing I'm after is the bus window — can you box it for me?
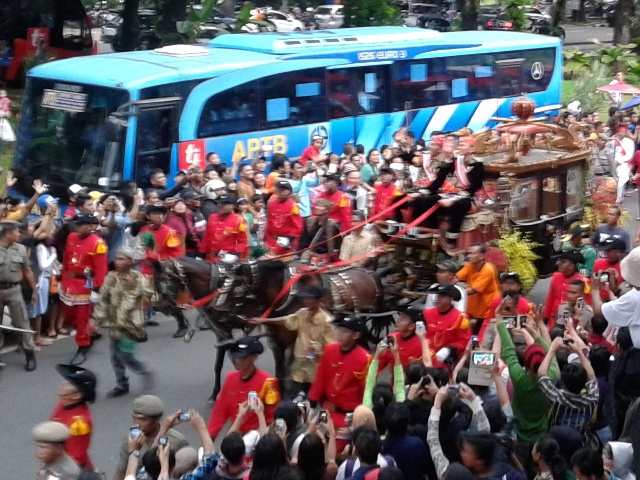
[353,66,387,115]
[328,69,354,119]
[198,81,259,138]
[135,106,178,187]
[445,54,494,103]
[391,59,447,111]
[521,48,555,94]
[259,68,327,128]
[495,53,523,98]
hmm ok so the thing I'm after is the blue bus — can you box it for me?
[12,27,562,199]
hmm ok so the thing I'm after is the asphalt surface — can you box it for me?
[2,193,639,479]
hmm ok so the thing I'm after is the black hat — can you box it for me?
[177,169,189,176]
[332,315,367,334]
[275,179,293,191]
[397,306,424,323]
[323,173,341,183]
[55,364,97,403]
[378,167,394,176]
[75,214,100,226]
[429,283,462,301]
[229,336,264,361]
[499,271,522,284]
[557,250,585,264]
[145,203,167,214]
[297,285,325,299]
[6,195,22,206]
[600,237,626,251]
[216,194,238,205]
[436,259,458,272]
[180,190,204,201]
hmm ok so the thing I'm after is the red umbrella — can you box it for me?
[596,83,640,95]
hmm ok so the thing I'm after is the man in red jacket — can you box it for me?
[593,237,625,301]
[60,214,108,366]
[372,167,403,218]
[264,180,304,255]
[377,306,424,372]
[200,195,248,262]
[50,364,96,469]
[318,173,352,231]
[308,315,371,451]
[543,250,586,329]
[422,283,471,368]
[207,337,279,439]
[139,204,183,275]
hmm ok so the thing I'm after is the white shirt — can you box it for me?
[602,288,640,348]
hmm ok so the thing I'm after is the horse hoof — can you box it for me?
[173,327,187,338]
[207,394,217,404]
[183,329,195,343]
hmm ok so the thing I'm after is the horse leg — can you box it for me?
[210,344,227,403]
[171,307,189,339]
[270,339,288,399]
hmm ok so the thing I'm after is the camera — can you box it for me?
[318,410,328,423]
[275,418,286,435]
[576,297,585,310]
[419,375,431,388]
[248,391,258,409]
[415,321,426,335]
[178,412,190,422]
[601,272,609,282]
[130,426,141,438]
[158,436,168,446]
[471,335,480,350]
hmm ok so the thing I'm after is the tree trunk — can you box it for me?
[551,0,565,29]
[577,0,586,22]
[157,0,187,36]
[613,0,632,44]
[120,0,140,52]
[218,0,236,18]
[461,0,478,30]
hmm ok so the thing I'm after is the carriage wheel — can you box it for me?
[365,314,395,343]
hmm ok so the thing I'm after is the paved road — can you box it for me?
[3,192,639,479]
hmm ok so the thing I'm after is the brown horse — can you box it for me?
[157,257,393,400]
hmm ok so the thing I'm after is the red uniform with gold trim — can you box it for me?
[207,369,279,439]
[543,271,586,329]
[60,232,108,347]
[308,343,371,450]
[200,212,248,261]
[372,182,403,218]
[264,197,303,255]
[139,224,183,275]
[51,400,93,468]
[318,189,352,231]
[377,332,423,372]
[423,307,471,368]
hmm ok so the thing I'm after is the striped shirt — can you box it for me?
[538,376,599,437]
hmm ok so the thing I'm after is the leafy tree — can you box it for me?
[569,60,609,113]
[343,0,403,27]
[460,0,479,30]
[586,41,636,73]
[503,0,531,31]
[563,48,592,77]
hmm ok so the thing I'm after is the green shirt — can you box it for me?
[561,241,596,276]
[498,323,557,444]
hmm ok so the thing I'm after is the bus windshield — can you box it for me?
[13,78,129,200]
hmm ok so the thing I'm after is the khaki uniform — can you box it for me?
[36,452,81,480]
[114,428,188,477]
[556,302,594,328]
[284,307,335,383]
[0,242,35,351]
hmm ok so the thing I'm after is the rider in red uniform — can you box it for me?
[264,180,304,255]
[200,195,248,261]
[422,284,471,368]
[318,173,352,231]
[50,364,96,469]
[372,167,403,219]
[139,204,183,276]
[377,306,423,372]
[308,315,371,452]
[60,214,108,366]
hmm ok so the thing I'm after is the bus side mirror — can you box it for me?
[105,116,127,142]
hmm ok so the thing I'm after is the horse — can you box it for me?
[156,256,393,400]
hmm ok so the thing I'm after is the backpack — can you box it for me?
[344,455,396,479]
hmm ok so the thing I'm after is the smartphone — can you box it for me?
[178,412,191,422]
[600,272,609,282]
[416,321,426,335]
[297,402,309,418]
[386,335,395,346]
[345,412,354,426]
[130,426,141,438]
[419,375,431,388]
[448,384,460,394]
[471,335,480,350]
[563,338,574,345]
[318,410,328,423]
[248,391,258,409]
[576,297,585,310]
[158,436,168,446]
[502,316,517,329]
[275,418,286,434]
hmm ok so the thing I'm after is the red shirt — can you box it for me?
[372,182,403,218]
[264,198,303,250]
[318,190,352,231]
[60,233,108,304]
[631,151,640,186]
[51,401,93,468]
[593,258,623,301]
[478,296,532,343]
[207,369,279,439]
[200,212,248,259]
[377,332,423,372]
[301,145,321,165]
[308,343,370,428]
[543,271,585,327]
[423,307,471,367]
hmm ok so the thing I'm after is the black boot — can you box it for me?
[173,318,189,338]
[25,351,37,372]
[70,347,88,366]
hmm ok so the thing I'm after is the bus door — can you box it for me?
[495,56,524,119]
[327,64,390,152]
[133,97,181,188]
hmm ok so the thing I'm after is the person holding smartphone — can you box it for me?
[376,306,424,373]
[593,237,625,301]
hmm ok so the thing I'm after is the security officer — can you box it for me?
[50,364,96,469]
[33,421,81,480]
[113,394,188,480]
[0,220,37,371]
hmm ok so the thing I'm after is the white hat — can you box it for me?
[621,246,640,288]
[203,179,226,200]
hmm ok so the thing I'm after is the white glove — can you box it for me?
[89,291,101,304]
[435,347,451,363]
